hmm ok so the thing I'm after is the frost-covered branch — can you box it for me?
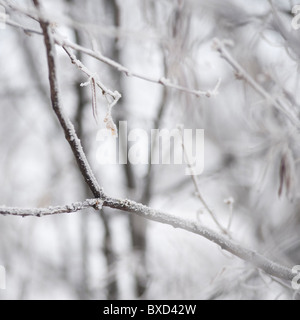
[33,0,104,199]
[57,36,221,98]
[0,0,220,99]
[4,17,42,35]
[213,38,300,128]
[62,46,120,135]
[0,199,103,217]
[63,46,121,103]
[0,195,294,283]
[179,125,228,234]
[102,195,294,283]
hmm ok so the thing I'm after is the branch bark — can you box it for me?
[0,196,294,283]
[102,195,294,282]
[57,36,221,98]
[0,199,102,217]
[33,0,104,199]
[213,38,300,128]
[1,2,220,98]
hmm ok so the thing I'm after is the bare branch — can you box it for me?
[62,46,121,103]
[102,195,294,283]
[58,36,221,98]
[4,17,42,35]
[1,195,293,282]
[0,199,102,217]
[0,2,221,99]
[179,126,228,235]
[62,45,120,134]
[33,0,104,199]
[213,38,300,128]
[0,195,294,282]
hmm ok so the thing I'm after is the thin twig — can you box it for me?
[0,199,103,217]
[90,77,98,122]
[62,46,121,102]
[213,38,300,128]
[2,5,221,98]
[56,36,221,98]
[179,126,228,235]
[5,17,42,35]
[62,46,121,132]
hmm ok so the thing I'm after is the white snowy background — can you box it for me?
[0,0,299,299]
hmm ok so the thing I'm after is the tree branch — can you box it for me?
[1,2,220,98]
[213,38,300,128]
[62,45,120,134]
[33,0,104,199]
[62,46,121,102]
[0,195,294,283]
[0,199,102,217]
[102,195,294,283]
[57,35,221,98]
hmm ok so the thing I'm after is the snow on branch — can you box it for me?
[213,38,300,128]
[0,199,103,217]
[102,195,294,283]
[57,36,221,98]
[0,0,221,99]
[0,195,294,283]
[63,46,120,136]
[179,125,228,235]
[33,0,104,199]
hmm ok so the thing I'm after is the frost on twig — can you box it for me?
[57,37,221,99]
[0,192,294,282]
[212,38,300,129]
[34,1,104,199]
[177,125,228,235]
[63,46,121,135]
[103,195,294,282]
[158,76,221,97]
[0,199,103,217]
[0,5,221,100]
